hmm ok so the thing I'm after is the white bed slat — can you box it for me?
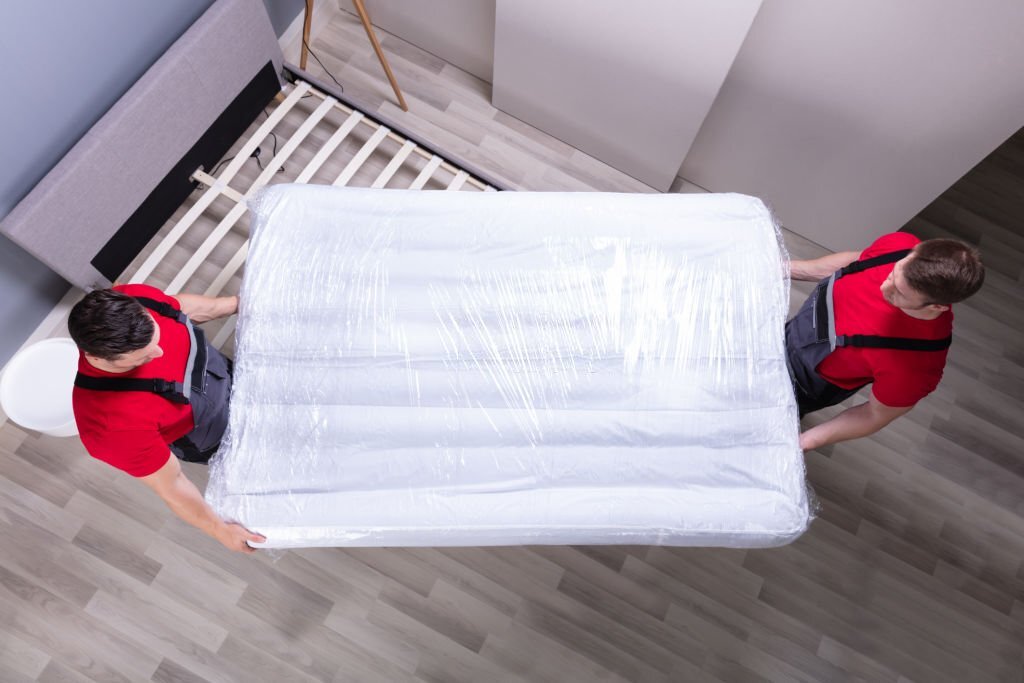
[202,80,311,195]
[244,96,337,195]
[191,170,246,203]
[197,107,372,307]
[306,87,489,192]
[371,140,417,189]
[195,102,345,303]
[129,83,310,284]
[211,316,238,350]
[217,81,311,181]
[409,155,444,190]
[128,190,222,284]
[203,243,248,298]
[166,87,335,293]
[332,126,390,187]
[134,77,495,330]
[165,202,247,294]
[294,110,364,184]
[446,170,470,191]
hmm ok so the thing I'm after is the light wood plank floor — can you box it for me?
[1,10,1022,682]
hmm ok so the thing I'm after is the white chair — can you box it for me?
[1,338,80,437]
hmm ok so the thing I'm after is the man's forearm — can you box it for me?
[141,455,263,552]
[161,471,231,540]
[790,251,861,281]
[799,400,903,450]
[176,293,238,323]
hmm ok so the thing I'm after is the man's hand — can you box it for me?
[140,454,266,553]
[215,522,267,554]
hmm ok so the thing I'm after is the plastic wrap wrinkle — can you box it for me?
[206,184,809,548]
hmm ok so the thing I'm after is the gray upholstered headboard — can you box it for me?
[0,0,283,290]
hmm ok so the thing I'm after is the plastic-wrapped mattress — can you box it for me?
[206,184,809,548]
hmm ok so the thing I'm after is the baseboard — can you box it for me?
[279,0,343,64]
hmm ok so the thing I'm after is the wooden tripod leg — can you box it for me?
[300,0,314,70]
[350,0,409,111]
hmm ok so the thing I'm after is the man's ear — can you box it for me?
[927,303,950,314]
[83,351,114,368]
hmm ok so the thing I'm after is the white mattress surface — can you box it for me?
[206,184,809,548]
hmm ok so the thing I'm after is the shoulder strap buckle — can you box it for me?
[152,379,189,403]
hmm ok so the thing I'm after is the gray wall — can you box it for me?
[262,0,305,38]
[0,0,299,366]
[361,0,496,83]
[493,0,761,191]
[680,0,1024,251]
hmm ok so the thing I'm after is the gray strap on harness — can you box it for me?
[181,317,198,402]
[825,273,839,352]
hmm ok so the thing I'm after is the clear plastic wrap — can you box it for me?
[206,184,809,548]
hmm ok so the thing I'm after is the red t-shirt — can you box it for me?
[816,232,952,407]
[73,284,194,477]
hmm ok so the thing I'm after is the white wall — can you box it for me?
[680,0,1024,251]
[359,0,495,82]
[492,0,762,191]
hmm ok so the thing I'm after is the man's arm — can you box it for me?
[139,454,265,553]
[790,251,861,281]
[798,390,912,451]
[174,293,238,323]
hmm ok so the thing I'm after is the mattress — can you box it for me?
[205,184,809,548]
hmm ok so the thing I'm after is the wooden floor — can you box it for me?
[2,10,1023,682]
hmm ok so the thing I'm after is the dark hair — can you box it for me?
[903,239,985,305]
[68,289,154,360]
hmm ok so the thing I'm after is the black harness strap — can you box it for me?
[132,296,188,323]
[836,334,952,351]
[836,249,910,278]
[73,375,189,404]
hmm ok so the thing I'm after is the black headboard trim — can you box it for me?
[92,61,281,281]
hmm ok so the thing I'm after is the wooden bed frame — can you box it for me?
[124,72,505,353]
[0,0,507,363]
[0,0,505,287]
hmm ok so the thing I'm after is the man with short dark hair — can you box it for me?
[787,232,984,450]
[70,283,264,553]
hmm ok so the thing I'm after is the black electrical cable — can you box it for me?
[206,89,297,178]
[209,155,235,176]
[262,110,283,174]
[302,36,345,92]
[207,132,278,176]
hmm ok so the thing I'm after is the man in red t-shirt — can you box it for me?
[787,233,984,451]
[70,284,264,553]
